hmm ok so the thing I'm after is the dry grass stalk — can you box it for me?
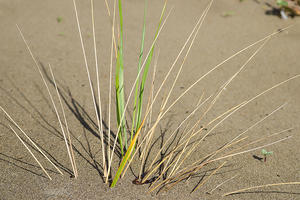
[9,125,52,180]
[223,182,300,196]
[73,0,107,178]
[143,37,269,188]
[105,0,117,184]
[4,0,299,196]
[206,174,239,194]
[17,24,77,178]
[0,106,63,175]
[49,65,78,178]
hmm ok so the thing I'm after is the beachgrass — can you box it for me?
[1,0,299,197]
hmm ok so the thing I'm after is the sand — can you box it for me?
[0,0,300,199]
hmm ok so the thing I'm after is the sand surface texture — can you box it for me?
[0,0,300,199]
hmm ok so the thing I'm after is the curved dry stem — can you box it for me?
[143,102,244,184]
[142,23,273,177]
[227,128,293,155]
[152,136,292,193]
[167,102,245,178]
[207,136,292,165]
[159,27,291,126]
[142,95,213,181]
[224,102,288,149]
[166,71,300,179]
[223,182,300,196]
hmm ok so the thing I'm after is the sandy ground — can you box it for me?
[0,0,300,199]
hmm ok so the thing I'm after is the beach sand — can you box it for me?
[0,0,300,199]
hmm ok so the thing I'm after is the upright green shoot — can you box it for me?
[130,0,148,143]
[261,149,273,162]
[110,0,170,186]
[116,0,126,154]
[131,0,168,147]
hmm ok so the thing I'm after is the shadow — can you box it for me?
[191,172,206,193]
[1,61,124,181]
[189,165,240,180]
[0,81,62,140]
[39,62,122,158]
[37,62,125,181]
[265,3,281,18]
[1,78,93,177]
[2,78,87,175]
[3,122,74,176]
[0,157,46,178]
[0,152,59,174]
[79,126,105,179]
[264,2,297,18]
[139,115,179,181]
[253,154,263,161]
[0,153,57,178]
[129,124,167,180]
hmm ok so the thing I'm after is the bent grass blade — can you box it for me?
[110,119,145,187]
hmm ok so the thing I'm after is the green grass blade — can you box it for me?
[135,1,167,133]
[116,0,126,154]
[131,0,148,142]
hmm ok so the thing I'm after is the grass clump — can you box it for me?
[1,0,300,198]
